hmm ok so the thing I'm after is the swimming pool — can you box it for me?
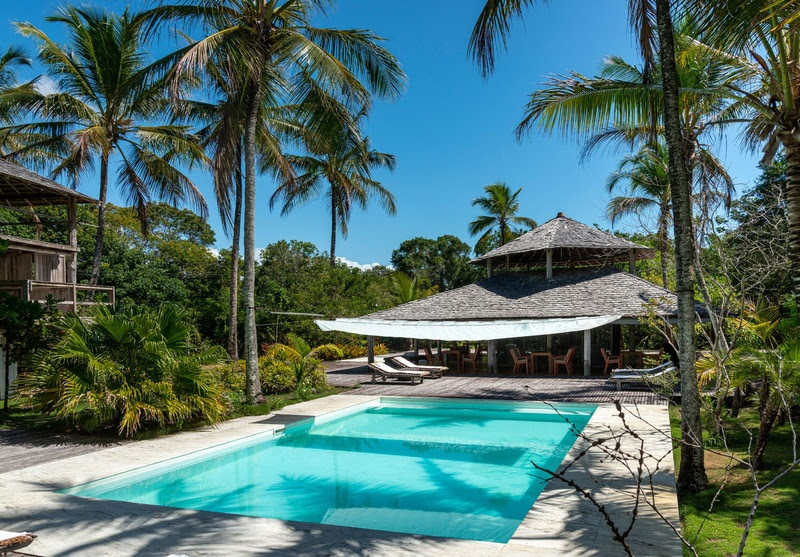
[62,397,595,543]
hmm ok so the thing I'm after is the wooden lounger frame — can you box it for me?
[368,362,426,385]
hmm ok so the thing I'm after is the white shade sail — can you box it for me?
[315,315,622,341]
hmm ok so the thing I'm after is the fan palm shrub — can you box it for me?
[16,304,226,436]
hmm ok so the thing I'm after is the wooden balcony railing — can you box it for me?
[0,280,115,312]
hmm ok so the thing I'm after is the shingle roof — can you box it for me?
[0,159,97,207]
[472,213,654,267]
[365,267,693,321]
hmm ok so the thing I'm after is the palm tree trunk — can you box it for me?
[659,211,669,288]
[89,152,110,286]
[655,0,707,494]
[753,401,779,471]
[243,81,262,404]
[227,151,243,361]
[330,203,337,267]
[779,132,800,314]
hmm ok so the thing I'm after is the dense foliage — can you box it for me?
[15,305,227,436]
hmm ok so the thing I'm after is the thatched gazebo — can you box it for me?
[317,213,693,375]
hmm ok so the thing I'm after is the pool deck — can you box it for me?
[0,394,682,557]
[325,358,670,405]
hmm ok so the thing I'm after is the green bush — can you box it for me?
[209,360,246,403]
[374,342,389,355]
[310,343,344,361]
[261,343,301,362]
[258,355,328,395]
[259,358,297,394]
[16,304,227,436]
[340,344,367,359]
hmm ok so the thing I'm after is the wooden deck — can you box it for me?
[0,428,119,475]
[324,360,669,406]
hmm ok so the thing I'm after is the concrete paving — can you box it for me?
[0,394,681,556]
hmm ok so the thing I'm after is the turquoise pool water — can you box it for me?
[62,397,595,543]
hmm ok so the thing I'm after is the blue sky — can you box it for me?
[1,0,763,268]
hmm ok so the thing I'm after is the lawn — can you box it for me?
[670,406,800,557]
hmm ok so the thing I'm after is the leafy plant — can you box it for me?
[15,304,226,436]
[310,344,344,361]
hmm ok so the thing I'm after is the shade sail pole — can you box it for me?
[583,329,591,376]
[487,339,497,374]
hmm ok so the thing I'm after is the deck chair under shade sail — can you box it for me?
[462,348,482,372]
[387,356,445,377]
[0,531,36,555]
[509,347,529,374]
[422,346,442,366]
[601,348,621,376]
[607,362,676,391]
[553,347,576,375]
[368,362,427,384]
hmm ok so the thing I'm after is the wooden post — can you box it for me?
[546,334,553,353]
[67,197,78,284]
[367,335,374,364]
[487,339,497,374]
[611,324,621,356]
[505,254,510,271]
[486,258,493,277]
[546,249,553,279]
[629,248,636,274]
[583,329,592,376]
[413,338,418,358]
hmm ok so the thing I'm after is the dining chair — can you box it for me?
[462,347,482,372]
[509,347,529,374]
[553,347,576,375]
[600,347,620,376]
[423,346,442,365]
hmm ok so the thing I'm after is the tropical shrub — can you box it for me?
[259,334,328,397]
[374,342,389,355]
[209,360,246,403]
[16,305,227,436]
[340,343,367,359]
[310,344,344,361]
[260,343,302,362]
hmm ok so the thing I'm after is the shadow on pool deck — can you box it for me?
[3,473,680,557]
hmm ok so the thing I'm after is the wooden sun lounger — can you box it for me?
[369,362,426,385]
[387,356,446,378]
[608,362,676,391]
[0,531,36,554]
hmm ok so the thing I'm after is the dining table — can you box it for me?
[528,351,553,374]
[439,349,462,371]
[620,350,644,368]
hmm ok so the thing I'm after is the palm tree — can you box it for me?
[389,271,438,304]
[468,0,708,493]
[271,110,397,267]
[0,46,30,122]
[606,143,673,287]
[140,0,406,404]
[606,140,733,288]
[1,6,208,287]
[468,182,536,251]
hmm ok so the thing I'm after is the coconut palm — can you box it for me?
[16,304,227,436]
[139,0,406,404]
[0,45,30,122]
[389,271,438,304]
[685,1,800,316]
[0,6,208,287]
[468,182,536,250]
[607,143,673,287]
[270,110,397,267]
[469,0,708,493]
